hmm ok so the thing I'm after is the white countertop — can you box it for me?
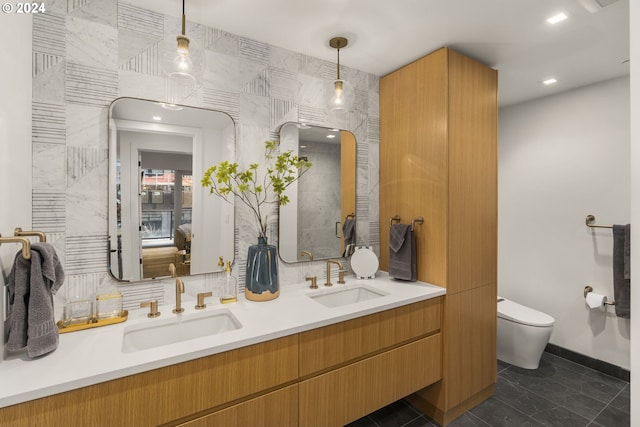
[0,272,444,409]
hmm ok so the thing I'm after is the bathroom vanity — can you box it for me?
[0,275,444,427]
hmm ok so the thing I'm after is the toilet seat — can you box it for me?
[497,297,554,327]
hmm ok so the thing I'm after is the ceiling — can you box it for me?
[128,0,630,107]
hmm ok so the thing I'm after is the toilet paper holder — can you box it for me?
[584,286,616,306]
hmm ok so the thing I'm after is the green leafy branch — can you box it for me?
[201,140,312,237]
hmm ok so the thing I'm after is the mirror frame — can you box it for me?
[107,97,236,282]
[277,122,357,263]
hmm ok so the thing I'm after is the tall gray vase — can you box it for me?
[245,236,279,301]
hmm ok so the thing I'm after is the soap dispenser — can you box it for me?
[219,260,237,304]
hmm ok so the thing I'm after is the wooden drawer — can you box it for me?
[299,333,442,427]
[299,297,442,376]
[0,335,299,427]
[175,385,298,427]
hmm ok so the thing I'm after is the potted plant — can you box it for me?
[201,140,311,301]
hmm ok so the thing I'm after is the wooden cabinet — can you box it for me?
[380,47,498,425]
[176,385,299,427]
[0,298,442,427]
[0,335,299,427]
[299,297,442,427]
[299,335,441,427]
[299,297,441,376]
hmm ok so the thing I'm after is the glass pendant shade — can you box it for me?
[328,78,354,113]
[327,37,352,116]
[162,3,204,105]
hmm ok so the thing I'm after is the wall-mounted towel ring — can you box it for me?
[411,217,424,231]
[0,234,32,259]
[389,215,401,227]
[586,214,613,229]
[14,227,47,242]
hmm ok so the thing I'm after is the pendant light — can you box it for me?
[327,37,354,115]
[164,0,203,105]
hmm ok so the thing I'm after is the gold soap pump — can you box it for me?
[219,260,237,304]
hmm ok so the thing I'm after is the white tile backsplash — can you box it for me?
[31,0,380,305]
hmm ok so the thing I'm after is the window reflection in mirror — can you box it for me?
[278,123,356,263]
[108,98,235,282]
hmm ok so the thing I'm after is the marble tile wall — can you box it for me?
[31,0,380,308]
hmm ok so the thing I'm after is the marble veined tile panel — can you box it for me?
[66,104,107,150]
[117,1,163,39]
[68,0,117,27]
[117,71,165,101]
[65,62,118,106]
[32,101,66,144]
[205,28,239,56]
[33,143,66,191]
[32,192,66,234]
[65,157,108,235]
[204,51,241,92]
[64,234,109,276]
[66,15,118,69]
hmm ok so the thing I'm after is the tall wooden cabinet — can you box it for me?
[380,47,498,425]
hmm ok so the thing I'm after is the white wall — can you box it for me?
[0,16,32,359]
[499,76,630,370]
[629,1,638,424]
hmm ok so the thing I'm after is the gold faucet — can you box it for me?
[140,300,160,318]
[325,259,343,287]
[168,263,177,278]
[173,278,185,314]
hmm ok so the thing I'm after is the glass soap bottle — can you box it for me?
[219,260,237,304]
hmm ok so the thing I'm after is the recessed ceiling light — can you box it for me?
[542,78,558,85]
[152,115,162,121]
[546,13,568,24]
[326,134,336,139]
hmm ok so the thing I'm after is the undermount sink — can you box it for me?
[121,308,242,353]
[307,284,388,308]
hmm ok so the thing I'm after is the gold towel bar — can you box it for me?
[585,214,613,229]
[14,227,46,242]
[0,235,31,259]
[389,216,424,231]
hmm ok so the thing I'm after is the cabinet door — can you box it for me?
[299,298,441,376]
[299,334,441,427]
[379,48,449,286]
[176,385,298,427]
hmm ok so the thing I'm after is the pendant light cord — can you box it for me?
[181,0,186,36]
[336,47,341,80]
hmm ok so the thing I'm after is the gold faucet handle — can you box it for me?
[168,263,177,278]
[338,270,348,284]
[306,275,318,289]
[195,292,213,310]
[141,300,160,318]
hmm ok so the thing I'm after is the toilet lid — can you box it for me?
[497,298,555,327]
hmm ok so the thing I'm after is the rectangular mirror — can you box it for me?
[108,97,235,281]
[278,123,356,263]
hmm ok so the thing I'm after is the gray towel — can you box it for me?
[624,224,631,279]
[612,225,630,318]
[389,223,416,281]
[7,242,65,357]
[342,219,356,257]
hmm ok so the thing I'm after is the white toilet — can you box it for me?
[497,297,555,369]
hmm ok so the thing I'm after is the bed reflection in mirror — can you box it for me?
[278,123,356,263]
[108,98,235,282]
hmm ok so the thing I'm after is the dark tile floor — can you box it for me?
[346,352,630,427]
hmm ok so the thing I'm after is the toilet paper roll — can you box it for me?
[586,292,607,309]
